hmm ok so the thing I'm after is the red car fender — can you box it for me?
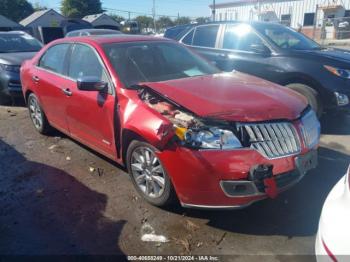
[120,94,175,150]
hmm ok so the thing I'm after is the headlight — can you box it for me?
[324,65,350,79]
[0,64,20,73]
[180,127,242,150]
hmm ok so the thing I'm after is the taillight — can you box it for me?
[322,238,337,262]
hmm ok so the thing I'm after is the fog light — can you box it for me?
[335,92,349,106]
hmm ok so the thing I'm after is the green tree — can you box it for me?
[33,2,48,11]
[109,14,125,24]
[156,16,174,30]
[135,15,154,30]
[61,0,103,18]
[174,16,191,25]
[0,0,34,22]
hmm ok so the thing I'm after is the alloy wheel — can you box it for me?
[29,96,43,130]
[130,146,166,199]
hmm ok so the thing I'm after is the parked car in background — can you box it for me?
[65,29,122,37]
[316,165,350,261]
[21,35,320,209]
[165,21,350,117]
[0,31,42,104]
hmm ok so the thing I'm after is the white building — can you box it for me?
[211,0,350,28]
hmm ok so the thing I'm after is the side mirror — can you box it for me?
[77,76,108,92]
[250,43,271,56]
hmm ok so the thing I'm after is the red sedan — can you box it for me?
[21,35,320,209]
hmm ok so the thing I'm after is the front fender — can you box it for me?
[121,98,175,149]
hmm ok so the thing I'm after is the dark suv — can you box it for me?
[0,31,42,104]
[165,21,350,117]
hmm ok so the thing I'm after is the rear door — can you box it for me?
[33,43,71,131]
[64,43,116,158]
[181,24,223,66]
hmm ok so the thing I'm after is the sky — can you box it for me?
[29,0,219,19]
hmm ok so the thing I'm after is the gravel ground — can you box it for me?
[0,105,349,261]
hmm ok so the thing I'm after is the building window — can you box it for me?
[281,14,291,27]
[345,10,350,17]
[304,13,315,26]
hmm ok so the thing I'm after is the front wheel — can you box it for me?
[126,141,177,207]
[27,93,51,135]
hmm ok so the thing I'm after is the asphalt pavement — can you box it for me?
[0,105,349,261]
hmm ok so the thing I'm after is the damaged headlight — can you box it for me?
[179,127,242,150]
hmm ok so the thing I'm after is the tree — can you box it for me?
[156,16,174,30]
[33,2,48,11]
[0,0,34,22]
[196,17,210,24]
[135,16,154,31]
[61,0,103,18]
[174,16,191,25]
[109,14,125,24]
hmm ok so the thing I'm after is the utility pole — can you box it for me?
[152,0,157,33]
[212,0,216,21]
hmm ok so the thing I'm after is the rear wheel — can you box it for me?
[286,83,323,118]
[126,141,177,207]
[27,93,51,135]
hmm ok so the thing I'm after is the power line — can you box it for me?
[104,7,199,19]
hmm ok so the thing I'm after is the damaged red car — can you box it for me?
[21,35,320,209]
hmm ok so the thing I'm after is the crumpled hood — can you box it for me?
[141,72,308,122]
[0,52,37,66]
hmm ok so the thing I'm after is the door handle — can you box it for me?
[62,88,73,97]
[32,75,40,82]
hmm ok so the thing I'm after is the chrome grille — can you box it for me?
[241,122,301,159]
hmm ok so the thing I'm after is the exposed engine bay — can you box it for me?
[139,87,203,129]
[138,87,244,150]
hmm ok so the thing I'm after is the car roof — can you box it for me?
[168,20,282,28]
[0,31,29,35]
[54,34,172,45]
[165,20,284,40]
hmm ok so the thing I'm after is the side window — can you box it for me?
[68,44,108,82]
[223,24,264,52]
[192,25,219,48]
[39,44,70,74]
[182,29,194,45]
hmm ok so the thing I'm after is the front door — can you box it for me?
[64,43,116,157]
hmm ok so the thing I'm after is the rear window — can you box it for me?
[192,25,219,48]
[164,25,193,40]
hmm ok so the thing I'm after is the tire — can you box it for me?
[126,141,177,207]
[27,93,51,135]
[286,83,323,118]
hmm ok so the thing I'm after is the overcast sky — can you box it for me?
[29,0,221,18]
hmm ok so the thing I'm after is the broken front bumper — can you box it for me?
[158,145,317,209]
